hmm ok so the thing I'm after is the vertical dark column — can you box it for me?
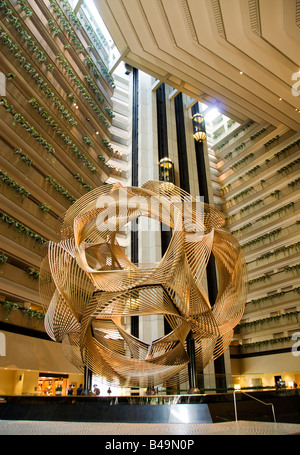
[156,83,172,255]
[156,83,168,162]
[156,84,172,336]
[174,93,190,194]
[174,92,198,392]
[84,366,92,392]
[192,103,227,392]
[131,67,139,338]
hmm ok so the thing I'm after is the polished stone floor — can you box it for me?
[0,420,300,435]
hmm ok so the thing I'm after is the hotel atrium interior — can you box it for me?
[0,0,299,403]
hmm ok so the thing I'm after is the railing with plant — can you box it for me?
[0,251,8,264]
[40,203,50,213]
[84,75,105,103]
[74,173,92,192]
[256,240,300,262]
[55,53,111,129]
[288,177,300,188]
[28,96,77,127]
[98,154,106,163]
[284,263,300,273]
[0,3,49,66]
[231,222,252,236]
[217,140,229,151]
[15,0,33,17]
[45,175,76,203]
[0,23,110,161]
[242,228,282,249]
[273,138,300,160]
[248,273,272,286]
[0,26,80,124]
[50,0,114,91]
[245,164,260,177]
[1,299,45,321]
[83,135,94,147]
[27,97,98,174]
[216,121,255,152]
[240,199,264,214]
[249,258,300,285]
[78,4,115,88]
[0,169,30,197]
[250,127,267,141]
[0,211,46,244]
[259,201,295,222]
[227,186,254,204]
[26,268,40,279]
[237,311,300,330]
[48,0,115,92]
[234,142,246,152]
[0,98,55,154]
[264,134,280,149]
[13,148,32,166]
[247,287,300,306]
[223,137,300,202]
[277,158,300,175]
[230,153,254,171]
[57,0,82,29]
[240,336,293,350]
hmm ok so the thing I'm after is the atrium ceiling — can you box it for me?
[94,0,300,130]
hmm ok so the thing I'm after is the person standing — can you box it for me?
[67,385,73,396]
[77,384,83,395]
[93,384,100,395]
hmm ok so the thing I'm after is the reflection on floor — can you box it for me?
[0,420,300,435]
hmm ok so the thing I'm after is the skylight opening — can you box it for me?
[204,107,221,122]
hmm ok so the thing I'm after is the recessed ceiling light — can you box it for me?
[239,71,243,74]
[279,97,282,101]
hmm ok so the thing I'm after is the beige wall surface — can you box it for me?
[0,330,82,374]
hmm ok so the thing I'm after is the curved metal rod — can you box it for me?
[233,390,276,423]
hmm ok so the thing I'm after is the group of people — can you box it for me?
[67,384,112,396]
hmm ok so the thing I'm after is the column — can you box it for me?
[192,102,227,392]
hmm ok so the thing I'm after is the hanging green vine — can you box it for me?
[0,251,8,264]
[0,169,30,197]
[12,148,32,166]
[241,337,292,349]
[0,212,46,244]
[248,273,271,285]
[259,201,295,221]
[256,240,300,262]
[74,173,93,192]
[45,176,77,203]
[1,299,45,320]
[28,97,77,127]
[0,98,55,154]
[238,311,300,329]
[242,228,282,249]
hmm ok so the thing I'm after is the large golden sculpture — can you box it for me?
[40,181,247,388]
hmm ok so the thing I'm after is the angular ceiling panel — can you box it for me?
[95,0,300,130]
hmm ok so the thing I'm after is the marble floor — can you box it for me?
[0,420,299,435]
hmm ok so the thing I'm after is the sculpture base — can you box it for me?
[0,390,299,424]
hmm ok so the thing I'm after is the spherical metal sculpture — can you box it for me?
[40,181,247,388]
